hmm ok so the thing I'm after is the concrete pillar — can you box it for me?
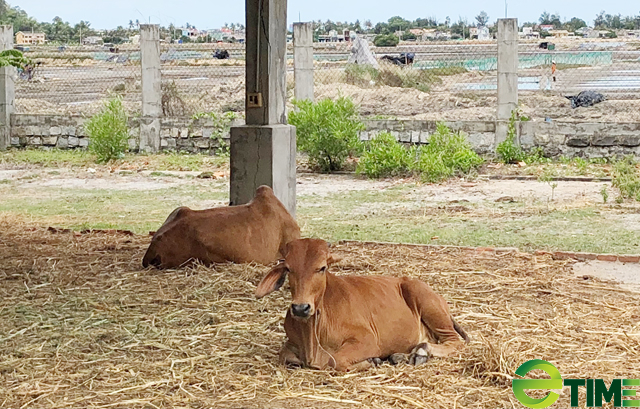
[496,18,518,145]
[139,24,162,153]
[0,26,13,51]
[230,0,297,216]
[0,66,15,150]
[293,22,314,102]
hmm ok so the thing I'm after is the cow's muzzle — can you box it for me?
[291,303,312,318]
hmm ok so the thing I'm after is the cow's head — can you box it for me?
[255,238,341,320]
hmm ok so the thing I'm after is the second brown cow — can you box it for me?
[256,238,469,371]
[143,186,300,269]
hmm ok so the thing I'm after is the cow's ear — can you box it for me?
[255,263,288,298]
[327,253,343,265]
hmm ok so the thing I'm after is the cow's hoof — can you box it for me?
[409,343,431,366]
[368,357,383,366]
[388,353,409,365]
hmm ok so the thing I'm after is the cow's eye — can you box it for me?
[318,266,327,273]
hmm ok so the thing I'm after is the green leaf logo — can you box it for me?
[513,359,563,409]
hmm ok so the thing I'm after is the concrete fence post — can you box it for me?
[230,0,297,217]
[0,66,16,150]
[293,22,314,102]
[496,18,518,146]
[0,25,13,51]
[139,24,162,153]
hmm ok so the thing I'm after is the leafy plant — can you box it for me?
[600,186,609,204]
[374,34,400,47]
[0,49,31,68]
[611,156,640,201]
[192,111,237,156]
[357,132,415,178]
[496,109,525,164]
[415,123,484,183]
[86,96,129,163]
[538,166,559,201]
[289,97,364,172]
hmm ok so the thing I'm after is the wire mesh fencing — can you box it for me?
[310,38,640,123]
[516,40,640,122]
[14,45,141,116]
[312,41,500,121]
[159,43,245,118]
[13,35,640,125]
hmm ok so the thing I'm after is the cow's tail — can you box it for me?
[451,315,470,344]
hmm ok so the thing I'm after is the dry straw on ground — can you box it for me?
[0,215,639,408]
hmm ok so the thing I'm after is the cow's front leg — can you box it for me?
[279,342,303,367]
[330,340,381,372]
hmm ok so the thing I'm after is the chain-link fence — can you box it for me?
[13,33,640,124]
[516,40,640,122]
[313,41,499,121]
[158,43,245,117]
[14,45,141,116]
[312,38,640,123]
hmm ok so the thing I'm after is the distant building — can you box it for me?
[317,29,354,43]
[128,34,140,45]
[15,31,45,45]
[476,25,490,40]
[82,36,103,45]
[520,27,540,39]
[181,28,199,39]
[548,29,571,38]
[539,25,554,32]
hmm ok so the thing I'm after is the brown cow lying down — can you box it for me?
[256,238,469,372]
[142,186,300,269]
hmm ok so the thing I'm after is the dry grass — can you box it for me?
[1,216,639,408]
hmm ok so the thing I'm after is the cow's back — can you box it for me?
[183,203,285,264]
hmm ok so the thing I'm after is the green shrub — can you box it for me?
[496,109,525,163]
[374,34,400,47]
[415,123,484,183]
[289,97,365,172]
[612,156,640,201]
[0,49,31,68]
[192,111,237,156]
[86,96,129,163]
[402,32,417,41]
[357,132,415,178]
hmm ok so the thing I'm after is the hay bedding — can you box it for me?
[0,218,639,408]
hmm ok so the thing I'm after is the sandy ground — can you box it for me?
[573,261,640,291]
[3,167,612,204]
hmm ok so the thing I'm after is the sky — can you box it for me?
[13,0,640,30]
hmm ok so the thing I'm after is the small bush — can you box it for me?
[496,109,539,164]
[374,34,400,47]
[415,123,484,183]
[86,96,129,163]
[612,156,640,201]
[192,111,237,156]
[345,64,379,87]
[289,97,364,172]
[357,132,415,178]
[345,63,465,93]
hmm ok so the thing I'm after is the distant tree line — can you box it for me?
[0,0,638,45]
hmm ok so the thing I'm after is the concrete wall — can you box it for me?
[9,114,243,154]
[8,114,640,159]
